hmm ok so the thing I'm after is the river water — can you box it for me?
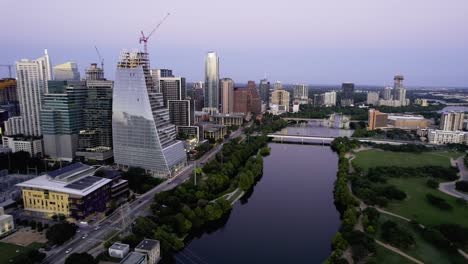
[176,123,350,264]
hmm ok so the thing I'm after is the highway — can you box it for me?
[42,129,243,264]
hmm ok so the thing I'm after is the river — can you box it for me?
[175,123,350,264]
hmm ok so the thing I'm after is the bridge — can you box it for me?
[267,134,408,145]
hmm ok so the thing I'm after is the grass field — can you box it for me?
[352,150,462,172]
[385,177,468,228]
[0,242,30,264]
[373,243,414,264]
[376,214,467,264]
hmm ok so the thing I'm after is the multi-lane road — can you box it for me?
[42,129,244,264]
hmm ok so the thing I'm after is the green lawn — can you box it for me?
[0,242,29,264]
[373,243,414,264]
[385,177,468,228]
[376,214,467,264]
[352,150,461,172]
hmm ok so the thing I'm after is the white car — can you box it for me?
[65,248,72,254]
[82,234,88,239]
[94,226,100,231]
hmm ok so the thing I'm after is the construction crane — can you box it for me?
[0,65,13,78]
[139,12,170,53]
[94,46,104,71]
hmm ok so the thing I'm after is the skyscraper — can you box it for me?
[271,88,290,113]
[340,82,354,107]
[233,81,261,114]
[53,62,80,81]
[259,79,271,108]
[77,64,114,161]
[293,84,308,100]
[168,100,193,126]
[112,50,186,178]
[393,75,407,106]
[204,52,219,109]
[5,50,52,136]
[366,92,379,105]
[274,81,283,91]
[323,91,337,107]
[159,77,186,107]
[220,78,234,113]
[382,86,393,100]
[41,80,87,161]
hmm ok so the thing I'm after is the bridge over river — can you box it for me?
[267,134,409,145]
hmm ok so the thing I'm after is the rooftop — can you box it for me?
[135,239,160,251]
[120,252,146,264]
[110,242,129,251]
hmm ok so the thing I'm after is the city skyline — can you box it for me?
[1,0,468,87]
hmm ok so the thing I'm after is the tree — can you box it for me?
[65,253,97,264]
[455,181,468,193]
[332,232,348,251]
[46,222,78,245]
[426,179,439,189]
[12,249,45,264]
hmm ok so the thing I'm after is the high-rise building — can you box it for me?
[53,62,80,81]
[340,82,354,107]
[168,100,193,127]
[274,81,283,91]
[204,52,219,109]
[368,109,388,130]
[192,85,204,111]
[220,78,234,113]
[382,86,393,100]
[270,89,290,112]
[85,63,104,80]
[323,91,337,107]
[0,78,19,117]
[393,75,407,106]
[151,69,174,92]
[367,92,379,105]
[259,79,271,108]
[41,80,87,161]
[76,64,114,161]
[112,50,186,178]
[5,50,52,136]
[233,81,261,114]
[159,77,186,107]
[293,84,308,100]
[440,111,465,131]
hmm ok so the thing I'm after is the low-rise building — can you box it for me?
[2,136,43,156]
[109,242,130,259]
[202,124,227,141]
[414,98,429,107]
[210,113,244,126]
[135,239,161,264]
[387,114,429,130]
[425,129,468,144]
[16,163,112,220]
[0,207,14,237]
[120,252,147,264]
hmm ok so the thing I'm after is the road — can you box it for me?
[439,157,468,200]
[42,128,244,264]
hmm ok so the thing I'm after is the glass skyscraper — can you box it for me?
[204,51,219,109]
[112,51,186,178]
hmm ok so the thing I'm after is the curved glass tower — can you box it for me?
[204,51,219,109]
[112,51,186,178]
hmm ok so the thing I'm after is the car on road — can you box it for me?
[94,225,100,231]
[82,234,88,239]
[65,248,72,254]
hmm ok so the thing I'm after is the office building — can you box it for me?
[151,69,173,91]
[204,52,219,109]
[273,81,283,91]
[440,111,465,131]
[270,89,290,112]
[366,92,379,105]
[53,62,80,81]
[5,50,52,136]
[109,242,130,259]
[159,77,186,107]
[259,79,271,108]
[0,207,14,237]
[176,126,200,141]
[387,114,429,130]
[323,92,337,107]
[2,135,43,156]
[423,129,468,145]
[293,84,308,104]
[0,78,19,116]
[17,162,112,219]
[202,123,227,141]
[168,100,193,126]
[135,239,161,264]
[220,78,234,113]
[414,98,429,107]
[112,50,186,178]
[340,82,354,107]
[367,109,388,130]
[210,113,244,126]
[77,64,114,162]
[313,94,323,107]
[192,85,204,111]
[41,80,87,161]
[233,81,261,114]
[382,86,393,100]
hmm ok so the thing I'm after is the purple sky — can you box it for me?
[1,0,468,86]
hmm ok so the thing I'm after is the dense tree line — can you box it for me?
[46,222,78,245]
[455,181,468,193]
[243,113,289,135]
[352,128,419,141]
[121,167,164,194]
[381,220,415,249]
[367,143,430,153]
[12,248,45,264]
[65,253,97,264]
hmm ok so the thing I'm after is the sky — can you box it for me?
[1,0,468,87]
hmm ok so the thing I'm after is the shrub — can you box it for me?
[381,220,415,249]
[455,181,468,193]
[426,179,439,189]
[426,194,453,210]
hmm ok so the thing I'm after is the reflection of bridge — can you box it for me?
[267,134,408,146]
[282,114,352,129]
